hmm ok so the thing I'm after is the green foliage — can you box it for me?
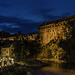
[38,42,66,60]
[59,37,75,62]
[13,39,41,61]
[50,44,66,60]
[38,47,51,59]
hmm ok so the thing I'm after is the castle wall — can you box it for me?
[38,20,70,45]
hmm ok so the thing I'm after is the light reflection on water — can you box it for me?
[27,61,75,75]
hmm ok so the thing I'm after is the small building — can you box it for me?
[1,44,14,58]
[0,44,15,68]
[24,33,38,41]
[8,36,16,41]
[1,37,16,41]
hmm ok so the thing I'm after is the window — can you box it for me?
[52,25,54,27]
[47,34,48,38]
[58,24,59,26]
[6,51,8,53]
[64,23,65,25]
[47,30,49,32]
[57,33,59,35]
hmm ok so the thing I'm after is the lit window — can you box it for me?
[6,51,8,53]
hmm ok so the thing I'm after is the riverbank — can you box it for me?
[37,58,66,63]
[1,59,75,75]
[15,60,48,68]
[0,63,57,75]
[0,65,27,75]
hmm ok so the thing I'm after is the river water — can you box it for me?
[27,61,75,75]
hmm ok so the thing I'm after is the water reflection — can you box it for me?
[27,70,56,75]
[28,61,75,75]
[41,61,75,69]
[27,72,32,75]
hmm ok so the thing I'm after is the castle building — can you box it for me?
[38,15,75,45]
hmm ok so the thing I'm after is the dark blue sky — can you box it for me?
[0,0,75,34]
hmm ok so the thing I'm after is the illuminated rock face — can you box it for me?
[38,15,75,45]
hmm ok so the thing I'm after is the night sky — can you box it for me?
[0,0,75,34]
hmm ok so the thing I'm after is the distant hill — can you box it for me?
[0,31,10,38]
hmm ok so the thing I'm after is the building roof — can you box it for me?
[39,15,75,26]
[2,44,10,48]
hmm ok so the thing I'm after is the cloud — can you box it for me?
[0,15,32,24]
[0,10,62,34]
[0,23,19,28]
[61,12,71,17]
[42,15,62,21]
[0,22,41,34]
[30,8,62,21]
[30,8,56,15]
[0,15,41,34]
[0,14,62,34]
